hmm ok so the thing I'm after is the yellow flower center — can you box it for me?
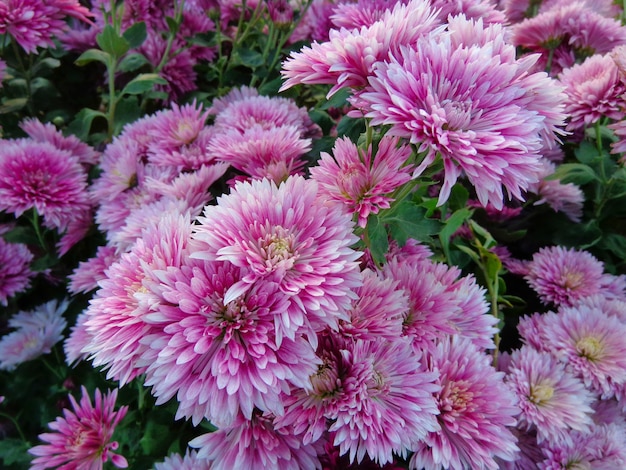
[529,383,554,405]
[576,336,603,360]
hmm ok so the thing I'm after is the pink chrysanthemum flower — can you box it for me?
[524,246,624,307]
[309,136,412,228]
[558,53,626,131]
[506,346,595,445]
[528,159,584,223]
[539,423,626,469]
[0,298,68,370]
[191,176,362,336]
[360,17,566,208]
[330,0,402,30]
[82,211,194,385]
[212,94,321,139]
[0,0,92,54]
[430,0,506,24]
[382,258,460,349]
[154,449,211,470]
[207,85,259,116]
[0,237,34,305]
[280,0,442,97]
[330,338,440,465]
[141,258,320,427]
[338,269,406,340]
[29,387,128,470]
[0,139,90,232]
[20,118,100,166]
[190,413,321,470]
[208,125,311,183]
[530,303,626,399]
[409,336,519,470]
[512,2,626,75]
[68,245,119,295]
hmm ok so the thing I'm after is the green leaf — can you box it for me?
[75,48,111,67]
[366,215,389,267]
[546,162,600,186]
[140,420,172,455]
[117,52,150,73]
[320,87,350,110]
[574,140,601,164]
[113,96,142,135]
[600,233,626,259]
[237,48,265,68]
[66,107,108,141]
[32,253,59,271]
[121,73,167,95]
[32,57,61,75]
[96,24,130,57]
[0,438,32,466]
[3,226,39,246]
[336,115,365,141]
[384,201,441,246]
[439,207,473,262]
[122,21,147,48]
[0,97,28,114]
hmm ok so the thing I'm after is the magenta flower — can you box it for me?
[329,338,440,465]
[558,53,626,131]
[68,245,119,295]
[0,139,90,232]
[190,413,321,470]
[0,237,34,306]
[0,0,92,53]
[523,246,624,307]
[29,387,128,470]
[430,0,506,24]
[360,17,566,208]
[141,259,320,427]
[191,176,363,337]
[409,336,519,470]
[309,135,413,228]
[0,298,68,370]
[506,346,595,445]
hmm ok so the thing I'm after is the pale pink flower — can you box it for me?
[309,136,412,228]
[430,0,506,24]
[207,85,259,116]
[154,449,212,470]
[528,160,584,223]
[329,338,440,465]
[64,310,92,366]
[410,336,519,470]
[559,53,626,131]
[524,246,623,307]
[0,298,68,370]
[330,0,403,30]
[531,303,626,399]
[0,139,90,232]
[208,125,311,183]
[68,245,119,295]
[0,237,34,306]
[82,211,194,385]
[191,176,363,337]
[190,413,321,470]
[506,346,595,445]
[29,387,128,470]
[280,0,442,97]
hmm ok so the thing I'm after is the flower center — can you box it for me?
[441,98,472,131]
[440,379,473,416]
[576,336,603,360]
[562,270,584,290]
[259,226,297,273]
[529,383,554,405]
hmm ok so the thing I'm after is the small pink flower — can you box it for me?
[0,237,34,306]
[310,135,413,228]
[29,387,128,470]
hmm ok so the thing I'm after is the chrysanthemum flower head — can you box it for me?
[68,245,119,295]
[506,346,595,445]
[558,53,626,131]
[190,412,321,470]
[0,237,34,305]
[430,0,505,25]
[154,449,212,470]
[309,135,413,228]
[410,336,519,470]
[523,246,623,307]
[141,258,320,427]
[330,337,440,465]
[0,298,68,370]
[29,387,128,470]
[0,139,90,231]
[191,175,362,337]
